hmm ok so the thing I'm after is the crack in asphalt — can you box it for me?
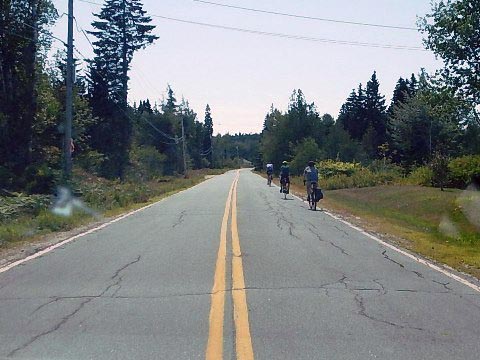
[28,297,61,317]
[328,241,350,256]
[382,249,405,269]
[432,279,452,291]
[172,210,187,228]
[7,255,142,357]
[373,279,387,295]
[412,271,425,279]
[7,297,92,357]
[353,293,424,332]
[306,225,351,256]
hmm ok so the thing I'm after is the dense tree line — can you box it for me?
[260,69,479,175]
[0,0,257,193]
[260,0,480,175]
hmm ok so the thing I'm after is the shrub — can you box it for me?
[430,152,449,190]
[24,164,59,194]
[0,194,51,222]
[406,166,433,186]
[290,138,323,175]
[129,146,167,180]
[317,159,362,178]
[448,155,480,188]
[76,150,105,175]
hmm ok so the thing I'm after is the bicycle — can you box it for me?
[280,177,289,199]
[307,181,318,211]
[267,173,273,186]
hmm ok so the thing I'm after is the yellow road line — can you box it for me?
[206,172,238,360]
[231,173,255,360]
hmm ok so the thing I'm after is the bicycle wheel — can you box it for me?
[311,183,317,211]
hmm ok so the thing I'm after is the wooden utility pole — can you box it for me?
[64,0,74,178]
[181,116,187,178]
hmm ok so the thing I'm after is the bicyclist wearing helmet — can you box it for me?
[303,160,319,201]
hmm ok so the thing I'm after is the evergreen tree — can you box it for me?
[0,0,57,183]
[364,71,387,157]
[88,0,157,178]
[388,77,409,114]
[338,84,369,142]
[163,85,177,114]
[407,73,418,96]
[89,0,157,104]
[203,104,214,166]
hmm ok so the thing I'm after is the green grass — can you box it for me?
[0,168,227,248]
[322,185,480,278]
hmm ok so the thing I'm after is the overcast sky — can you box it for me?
[51,0,441,134]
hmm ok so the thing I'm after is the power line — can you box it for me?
[193,0,418,31]
[152,15,425,51]
[70,25,181,143]
[72,46,181,144]
[76,0,423,50]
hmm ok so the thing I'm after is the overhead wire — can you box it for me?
[77,0,425,51]
[71,24,182,144]
[72,45,181,144]
[192,0,418,31]
[151,15,425,51]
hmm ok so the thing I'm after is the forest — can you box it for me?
[1,0,479,196]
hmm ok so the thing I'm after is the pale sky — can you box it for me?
[51,0,442,134]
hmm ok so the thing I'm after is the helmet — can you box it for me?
[282,161,287,165]
[308,160,315,167]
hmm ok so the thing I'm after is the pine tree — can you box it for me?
[389,77,409,114]
[407,73,418,96]
[88,0,157,178]
[338,84,368,141]
[162,85,177,114]
[364,71,387,157]
[203,104,214,167]
[89,0,158,104]
[0,0,57,182]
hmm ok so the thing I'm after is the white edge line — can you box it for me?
[256,172,480,293]
[0,174,223,275]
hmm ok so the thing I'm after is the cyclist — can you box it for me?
[279,161,290,193]
[303,160,319,203]
[266,163,274,185]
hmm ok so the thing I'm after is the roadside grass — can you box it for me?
[266,174,480,278]
[0,168,227,249]
[321,184,479,278]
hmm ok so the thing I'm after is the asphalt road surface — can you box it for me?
[0,169,479,359]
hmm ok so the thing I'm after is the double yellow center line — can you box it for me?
[206,171,254,360]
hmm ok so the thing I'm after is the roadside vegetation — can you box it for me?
[0,168,226,247]
[282,157,480,278]
[255,0,480,277]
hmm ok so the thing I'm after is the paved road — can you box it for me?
[0,169,479,359]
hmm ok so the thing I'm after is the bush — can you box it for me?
[0,194,51,222]
[76,150,105,175]
[290,138,323,175]
[448,155,480,188]
[317,159,362,178]
[129,146,167,180]
[24,164,59,194]
[406,166,433,186]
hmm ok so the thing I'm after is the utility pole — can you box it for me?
[181,115,187,178]
[210,134,214,168]
[64,0,74,179]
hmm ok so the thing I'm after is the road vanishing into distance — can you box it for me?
[0,170,479,359]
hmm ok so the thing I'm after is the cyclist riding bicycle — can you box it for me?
[279,161,290,193]
[303,160,319,202]
[266,163,274,185]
